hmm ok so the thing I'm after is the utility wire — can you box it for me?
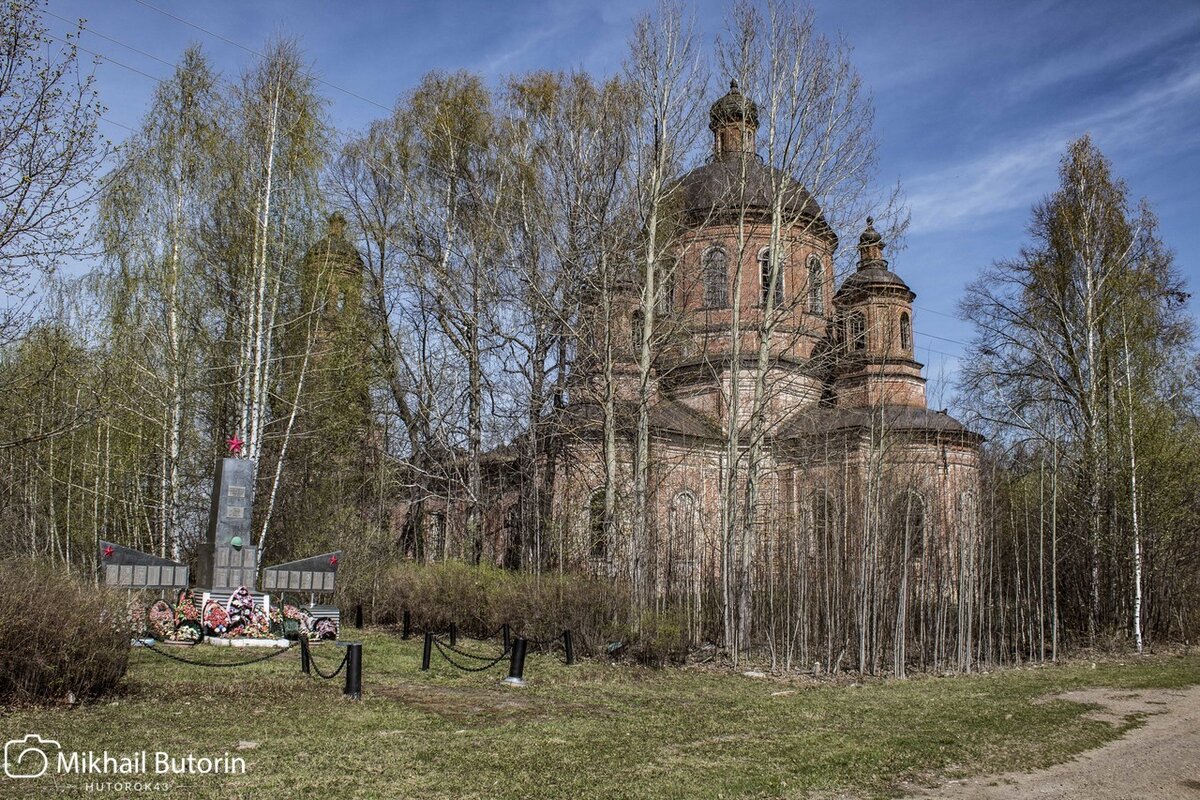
[132,0,394,114]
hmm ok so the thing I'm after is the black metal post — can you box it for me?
[402,609,411,640]
[344,642,362,700]
[355,604,363,629]
[421,630,432,671]
[563,629,575,666]
[300,636,311,675]
[449,621,457,646]
[503,637,527,686]
[502,623,510,653]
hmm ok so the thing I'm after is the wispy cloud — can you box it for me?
[905,60,1200,234]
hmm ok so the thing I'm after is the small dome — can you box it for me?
[836,216,912,296]
[709,79,759,131]
[304,212,364,272]
[858,216,883,248]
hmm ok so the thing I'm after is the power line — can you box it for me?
[131,0,394,114]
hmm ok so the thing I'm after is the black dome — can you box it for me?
[673,157,827,230]
[709,80,759,131]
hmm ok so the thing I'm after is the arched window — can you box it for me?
[809,489,831,556]
[899,311,912,352]
[759,248,782,306]
[669,490,699,592]
[957,490,978,542]
[657,258,676,315]
[588,489,609,559]
[702,247,729,308]
[631,309,644,354]
[807,255,823,315]
[848,311,867,351]
[892,491,925,561]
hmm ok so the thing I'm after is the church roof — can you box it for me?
[779,404,979,440]
[673,158,827,230]
[562,399,723,441]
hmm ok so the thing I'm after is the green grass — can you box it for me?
[2,631,1197,799]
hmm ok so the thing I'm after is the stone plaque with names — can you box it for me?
[98,540,189,589]
[195,457,258,591]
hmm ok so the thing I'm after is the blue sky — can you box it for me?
[47,0,1200,401]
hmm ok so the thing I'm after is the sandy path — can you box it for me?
[905,685,1200,799]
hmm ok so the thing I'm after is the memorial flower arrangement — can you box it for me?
[174,590,200,623]
[314,618,338,640]
[202,600,229,635]
[147,600,175,640]
[126,599,147,635]
[226,586,255,628]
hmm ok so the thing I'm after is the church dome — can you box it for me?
[836,217,911,296]
[674,81,829,234]
[709,80,759,131]
[304,212,364,275]
[674,158,825,227]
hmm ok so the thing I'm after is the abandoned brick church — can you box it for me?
[392,82,983,613]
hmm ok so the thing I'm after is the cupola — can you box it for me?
[709,80,759,159]
[832,217,925,409]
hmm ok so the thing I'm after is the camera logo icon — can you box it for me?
[4,734,59,779]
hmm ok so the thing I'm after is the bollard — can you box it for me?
[355,604,363,629]
[502,623,510,653]
[300,636,311,675]
[449,621,457,647]
[402,609,411,640]
[563,629,575,666]
[344,642,362,700]
[421,630,432,671]
[503,637,528,686]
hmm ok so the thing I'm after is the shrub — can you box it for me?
[354,560,690,665]
[0,560,131,705]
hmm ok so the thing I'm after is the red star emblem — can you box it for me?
[102,545,114,559]
[328,555,338,567]
[226,434,245,455]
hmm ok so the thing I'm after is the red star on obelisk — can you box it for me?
[226,434,245,455]
[102,545,114,559]
[328,555,339,567]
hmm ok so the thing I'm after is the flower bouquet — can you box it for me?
[202,599,230,636]
[174,590,201,624]
[314,618,338,640]
[147,599,175,640]
[225,586,255,633]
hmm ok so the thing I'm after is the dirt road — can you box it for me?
[907,685,1200,799]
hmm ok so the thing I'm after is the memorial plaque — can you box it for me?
[98,541,190,589]
[195,458,257,591]
[262,551,341,597]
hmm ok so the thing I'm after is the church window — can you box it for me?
[809,489,831,556]
[892,491,926,562]
[900,311,912,352]
[658,258,676,315]
[588,489,609,559]
[849,311,867,351]
[807,255,823,314]
[669,491,699,594]
[702,247,729,308]
[759,248,783,306]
